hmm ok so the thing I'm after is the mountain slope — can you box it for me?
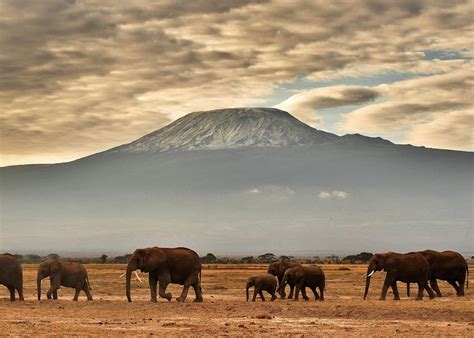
[107,107,339,153]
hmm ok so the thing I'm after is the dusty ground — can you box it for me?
[1,264,473,336]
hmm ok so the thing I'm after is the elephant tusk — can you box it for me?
[134,271,143,283]
[119,271,143,283]
[367,271,375,277]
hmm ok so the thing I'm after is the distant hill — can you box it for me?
[1,108,472,254]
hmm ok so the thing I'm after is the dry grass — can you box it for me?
[0,264,473,336]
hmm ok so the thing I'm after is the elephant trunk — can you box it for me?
[126,260,136,302]
[37,275,42,301]
[363,276,371,300]
[246,285,250,301]
[278,275,287,296]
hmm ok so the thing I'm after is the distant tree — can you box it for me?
[46,253,60,260]
[24,254,42,263]
[200,253,217,264]
[257,253,277,263]
[100,254,108,264]
[342,252,373,264]
[279,255,294,261]
[240,256,255,264]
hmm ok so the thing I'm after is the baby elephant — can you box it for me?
[37,260,92,301]
[280,265,325,301]
[246,274,277,302]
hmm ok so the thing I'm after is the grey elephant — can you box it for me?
[126,246,203,303]
[267,260,301,299]
[280,265,325,301]
[406,250,469,297]
[37,260,93,301]
[0,254,24,301]
[364,252,435,301]
[246,274,277,302]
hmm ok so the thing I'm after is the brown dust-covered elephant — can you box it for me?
[364,252,435,301]
[246,274,277,302]
[0,254,24,301]
[37,260,92,301]
[126,247,203,303]
[406,250,469,297]
[267,260,301,299]
[279,265,325,301]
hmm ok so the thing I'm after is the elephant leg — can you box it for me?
[430,279,442,297]
[17,286,24,301]
[457,274,466,296]
[7,286,15,301]
[310,286,319,300]
[158,282,172,301]
[391,281,400,300]
[73,288,81,301]
[270,288,277,301]
[259,290,266,301]
[192,282,203,302]
[83,284,93,301]
[380,274,393,300]
[301,286,309,301]
[47,286,60,300]
[148,274,158,302]
[294,284,300,301]
[53,290,58,300]
[318,285,324,301]
[252,288,258,301]
[424,281,435,299]
[447,280,460,295]
[288,284,295,299]
[416,282,424,300]
[177,285,190,302]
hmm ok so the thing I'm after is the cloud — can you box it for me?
[0,0,472,165]
[337,68,473,149]
[407,110,473,151]
[275,86,380,125]
[319,190,349,200]
[245,185,295,200]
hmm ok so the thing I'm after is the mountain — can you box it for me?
[0,108,472,255]
[106,107,338,154]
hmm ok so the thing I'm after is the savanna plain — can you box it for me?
[1,264,473,336]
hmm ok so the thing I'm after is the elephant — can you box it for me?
[406,250,469,297]
[246,274,277,302]
[0,254,24,301]
[363,252,435,301]
[37,260,92,301]
[126,246,203,303]
[267,260,301,299]
[279,265,325,301]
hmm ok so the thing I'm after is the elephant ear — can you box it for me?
[383,254,398,272]
[50,261,61,274]
[143,248,167,272]
[295,267,305,280]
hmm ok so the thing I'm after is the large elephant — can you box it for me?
[267,260,301,299]
[126,247,203,303]
[0,254,24,301]
[246,274,277,302]
[37,260,92,301]
[406,250,469,297]
[364,252,435,300]
[279,265,325,301]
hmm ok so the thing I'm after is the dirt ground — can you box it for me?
[0,264,473,336]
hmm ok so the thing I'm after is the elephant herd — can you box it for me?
[0,248,469,303]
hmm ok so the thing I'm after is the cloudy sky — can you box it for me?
[1,0,472,166]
